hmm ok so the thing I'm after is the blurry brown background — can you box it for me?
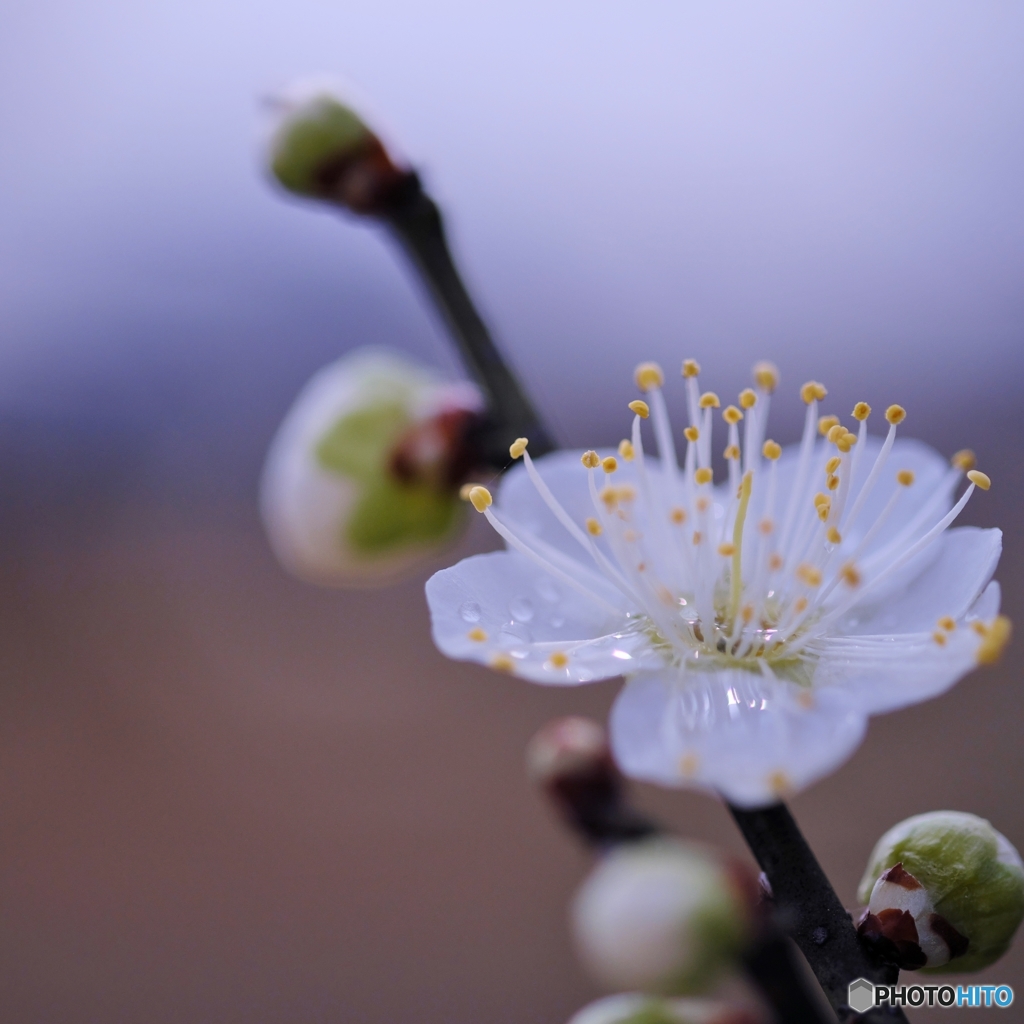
[1,2,1023,1021]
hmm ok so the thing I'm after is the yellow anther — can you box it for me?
[618,439,635,461]
[767,770,793,797]
[468,486,493,513]
[762,440,782,460]
[585,517,603,536]
[548,651,569,669]
[699,391,720,409]
[933,630,947,647]
[741,605,754,624]
[670,507,687,525]
[827,527,842,544]
[827,474,840,491]
[973,621,988,636]
[897,469,915,486]
[801,380,827,404]
[618,485,637,503]
[825,456,841,475]
[739,388,757,409]
[695,467,713,485]
[602,456,618,474]
[977,615,1012,666]
[679,753,700,777]
[938,616,956,632]
[600,486,618,508]
[818,415,840,436]
[628,399,650,418]
[723,405,743,424]
[753,361,779,392]
[581,450,600,469]
[796,563,823,587]
[490,654,515,673]
[723,444,740,461]
[827,424,845,444]
[974,614,1007,663]
[952,449,977,472]
[769,553,783,571]
[794,597,809,613]
[509,437,528,459]
[634,361,665,391]
[813,492,830,508]
[816,499,831,521]
[840,563,861,587]
[718,543,736,556]
[692,531,703,545]
[758,518,774,535]
[836,432,854,453]
[852,401,871,421]
[682,358,701,378]
[695,497,709,512]
[885,404,906,425]
[684,426,700,443]
[459,483,479,501]
[467,628,487,642]
[967,470,991,491]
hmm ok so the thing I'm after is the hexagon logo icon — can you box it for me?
[848,978,875,1014]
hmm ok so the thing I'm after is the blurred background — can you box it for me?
[1,2,1022,1020]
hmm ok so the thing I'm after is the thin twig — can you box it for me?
[382,179,555,465]
[729,802,907,1023]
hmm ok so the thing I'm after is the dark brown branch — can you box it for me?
[379,177,555,466]
[729,802,907,1023]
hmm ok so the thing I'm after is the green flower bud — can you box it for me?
[857,810,1024,973]
[267,81,412,212]
[260,348,482,587]
[571,838,754,996]
[567,994,763,1024]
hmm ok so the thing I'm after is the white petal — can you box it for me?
[426,551,660,685]
[813,620,986,715]
[497,449,678,564]
[610,668,868,807]
[760,436,952,553]
[836,527,1001,636]
[970,580,1001,622]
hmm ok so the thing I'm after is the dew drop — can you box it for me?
[460,602,482,623]
[535,578,560,603]
[509,597,535,622]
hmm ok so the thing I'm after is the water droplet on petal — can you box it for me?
[460,602,482,623]
[509,597,534,622]
[535,578,560,603]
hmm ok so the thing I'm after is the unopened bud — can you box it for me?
[267,83,414,213]
[567,994,764,1024]
[572,838,754,995]
[527,717,655,846]
[260,348,482,587]
[857,811,1024,973]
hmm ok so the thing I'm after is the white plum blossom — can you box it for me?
[426,360,1010,806]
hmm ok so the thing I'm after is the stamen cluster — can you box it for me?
[464,359,1000,671]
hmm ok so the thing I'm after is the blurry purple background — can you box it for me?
[0,3,1022,1021]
